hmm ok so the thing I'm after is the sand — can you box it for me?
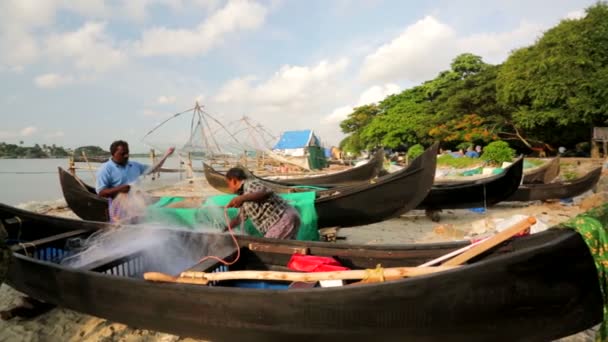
[1,163,605,341]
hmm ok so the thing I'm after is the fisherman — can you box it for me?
[96,140,174,198]
[225,167,300,239]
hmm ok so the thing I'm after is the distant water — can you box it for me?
[0,157,190,206]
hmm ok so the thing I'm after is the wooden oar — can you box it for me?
[144,265,458,285]
[442,216,536,266]
[417,237,490,267]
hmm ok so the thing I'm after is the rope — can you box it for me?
[194,206,242,267]
[141,106,196,140]
[17,242,36,257]
[363,264,385,282]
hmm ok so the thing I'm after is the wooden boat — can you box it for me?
[523,157,560,184]
[58,145,438,228]
[58,167,110,222]
[258,149,384,187]
[0,202,602,341]
[204,150,384,193]
[506,167,602,202]
[417,157,524,210]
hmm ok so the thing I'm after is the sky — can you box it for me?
[0,0,594,152]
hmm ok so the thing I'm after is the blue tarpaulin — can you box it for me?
[273,130,319,149]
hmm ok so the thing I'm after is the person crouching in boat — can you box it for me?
[225,168,301,239]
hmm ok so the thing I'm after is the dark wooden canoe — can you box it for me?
[257,149,384,187]
[506,167,601,202]
[59,144,437,228]
[523,157,560,184]
[1,202,602,341]
[203,150,384,193]
[417,157,524,210]
[58,167,110,222]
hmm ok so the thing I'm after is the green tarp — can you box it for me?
[146,192,320,241]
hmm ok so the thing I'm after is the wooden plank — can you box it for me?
[443,217,536,266]
[11,229,89,253]
[248,242,308,255]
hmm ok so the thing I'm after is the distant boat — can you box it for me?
[506,167,601,202]
[523,157,560,184]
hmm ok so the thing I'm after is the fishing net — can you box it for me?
[141,104,277,164]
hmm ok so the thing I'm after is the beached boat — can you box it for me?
[257,149,384,187]
[0,202,602,341]
[58,144,438,228]
[417,157,524,210]
[506,167,601,202]
[58,167,111,222]
[523,157,560,184]
[203,150,384,193]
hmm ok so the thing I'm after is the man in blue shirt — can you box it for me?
[96,140,174,198]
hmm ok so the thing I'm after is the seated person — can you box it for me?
[96,140,174,198]
[225,168,300,239]
[465,146,479,158]
[449,149,465,158]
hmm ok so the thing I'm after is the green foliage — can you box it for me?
[340,104,380,134]
[74,145,109,157]
[456,142,472,151]
[336,3,608,152]
[407,144,425,160]
[0,142,71,158]
[360,85,433,148]
[496,3,608,146]
[339,133,366,154]
[437,154,484,168]
[480,141,515,165]
[562,170,579,181]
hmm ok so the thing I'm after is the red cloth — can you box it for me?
[287,254,349,272]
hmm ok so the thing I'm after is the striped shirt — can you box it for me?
[239,180,289,233]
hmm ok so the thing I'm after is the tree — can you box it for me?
[496,3,608,147]
[360,85,433,148]
[339,105,382,153]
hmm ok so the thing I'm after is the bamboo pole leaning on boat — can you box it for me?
[143,265,458,285]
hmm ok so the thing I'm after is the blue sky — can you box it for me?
[0,0,593,152]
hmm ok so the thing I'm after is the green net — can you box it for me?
[146,192,319,241]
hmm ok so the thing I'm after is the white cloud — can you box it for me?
[356,83,401,106]
[135,0,267,56]
[157,95,177,104]
[34,73,75,88]
[216,59,349,106]
[360,16,456,84]
[45,22,127,72]
[322,83,401,124]
[565,9,585,20]
[323,106,354,124]
[359,16,545,84]
[458,21,544,64]
[142,109,164,117]
[46,131,65,138]
[20,126,38,136]
[0,1,112,69]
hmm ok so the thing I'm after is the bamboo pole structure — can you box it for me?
[81,151,97,184]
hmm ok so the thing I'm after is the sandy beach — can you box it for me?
[1,162,604,341]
